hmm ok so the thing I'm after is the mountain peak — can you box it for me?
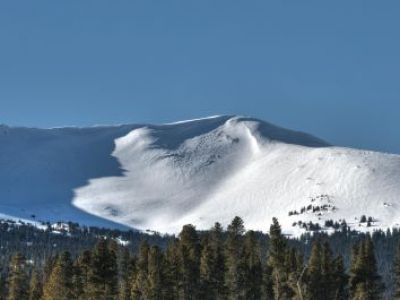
[0,116,399,236]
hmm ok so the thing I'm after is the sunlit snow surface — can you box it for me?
[1,116,400,235]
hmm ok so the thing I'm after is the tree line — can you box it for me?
[2,217,400,299]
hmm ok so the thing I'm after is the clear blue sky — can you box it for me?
[1,1,399,153]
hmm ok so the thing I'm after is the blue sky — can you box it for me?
[0,1,399,153]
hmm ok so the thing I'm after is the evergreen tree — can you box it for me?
[286,247,305,300]
[118,248,132,300]
[87,239,118,300]
[362,236,384,299]
[7,253,28,300]
[42,256,56,287]
[242,230,262,300]
[28,269,43,300]
[394,243,400,299]
[225,216,246,299]
[178,224,201,300]
[321,242,335,299]
[210,222,227,299]
[267,218,294,300]
[262,264,274,300]
[75,250,92,300]
[43,251,74,300]
[303,240,347,300]
[332,255,348,300]
[199,231,228,300]
[349,243,360,297]
[199,235,217,300]
[304,240,324,300]
[131,240,150,300]
[350,235,384,300]
[147,246,165,300]
[72,260,84,300]
[0,272,6,300]
[164,240,180,300]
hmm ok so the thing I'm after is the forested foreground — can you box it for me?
[2,218,400,299]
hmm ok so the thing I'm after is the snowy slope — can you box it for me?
[1,116,400,235]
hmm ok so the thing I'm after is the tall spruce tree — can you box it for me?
[164,240,180,300]
[302,241,347,300]
[72,260,84,300]
[178,224,201,300]
[332,255,348,300]
[263,263,274,300]
[87,239,118,300]
[303,240,338,300]
[28,269,43,300]
[304,240,324,300]
[321,242,336,299]
[118,248,132,300]
[210,222,226,299]
[285,247,305,300]
[200,235,218,300]
[42,251,74,300]
[7,253,28,300]
[225,216,246,299]
[42,255,56,288]
[267,218,294,300]
[242,230,262,300]
[394,243,400,299]
[131,240,150,300]
[0,272,6,300]
[349,235,384,300]
[74,249,92,300]
[147,245,165,300]
[349,243,360,297]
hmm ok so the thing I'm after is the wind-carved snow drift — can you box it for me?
[1,116,400,235]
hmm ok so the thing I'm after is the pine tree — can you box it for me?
[362,235,384,299]
[0,272,6,300]
[302,240,348,300]
[349,243,360,297]
[210,222,226,299]
[267,218,294,300]
[75,250,92,300]
[118,248,132,300]
[131,240,150,300]
[225,216,246,299]
[7,253,29,300]
[350,235,384,300]
[87,239,118,300]
[42,256,56,287]
[321,242,335,298]
[332,255,348,300]
[262,264,274,300]
[178,224,200,300]
[164,240,180,300]
[42,251,74,300]
[304,240,324,300]
[242,230,262,299]
[394,243,400,299]
[286,247,305,300]
[147,245,165,300]
[199,234,219,300]
[72,260,84,300]
[28,269,43,300]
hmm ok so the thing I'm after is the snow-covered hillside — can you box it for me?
[1,116,400,236]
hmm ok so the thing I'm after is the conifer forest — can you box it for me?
[1,217,400,299]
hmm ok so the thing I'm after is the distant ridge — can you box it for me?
[0,116,399,235]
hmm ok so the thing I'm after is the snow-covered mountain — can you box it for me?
[1,116,400,236]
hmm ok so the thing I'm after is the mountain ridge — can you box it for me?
[0,115,399,235]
